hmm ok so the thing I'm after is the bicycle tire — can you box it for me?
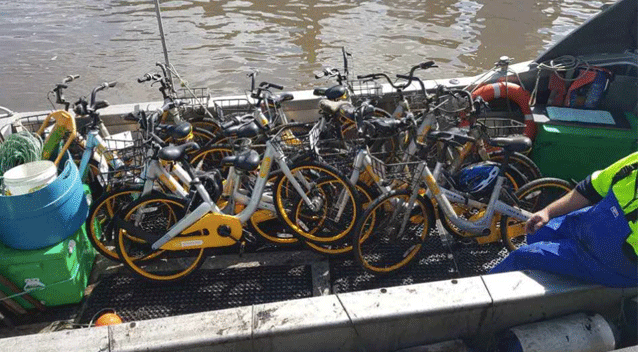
[488,150,542,183]
[353,189,435,275]
[304,180,379,256]
[500,177,573,251]
[191,126,217,149]
[115,194,206,282]
[86,186,151,261]
[247,171,299,246]
[189,118,221,135]
[189,144,233,174]
[273,161,360,243]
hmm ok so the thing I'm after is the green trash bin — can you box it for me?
[532,112,638,181]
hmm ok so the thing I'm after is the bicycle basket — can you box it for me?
[479,117,525,138]
[210,98,252,122]
[368,150,424,186]
[93,130,147,189]
[176,87,211,117]
[271,120,324,157]
[350,79,384,106]
[12,113,51,135]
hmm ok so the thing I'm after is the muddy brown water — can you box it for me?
[0,0,616,112]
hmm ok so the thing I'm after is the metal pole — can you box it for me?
[153,0,172,82]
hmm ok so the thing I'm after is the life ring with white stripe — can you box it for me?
[471,82,536,140]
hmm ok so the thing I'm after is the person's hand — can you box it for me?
[525,209,550,234]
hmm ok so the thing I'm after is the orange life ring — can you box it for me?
[471,82,536,140]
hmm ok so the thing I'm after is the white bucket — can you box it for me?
[3,160,58,196]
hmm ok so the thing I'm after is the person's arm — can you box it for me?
[525,189,593,234]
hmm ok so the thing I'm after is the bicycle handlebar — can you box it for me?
[52,74,80,110]
[90,81,117,108]
[137,73,163,83]
[396,74,427,98]
[258,82,284,90]
[62,74,80,84]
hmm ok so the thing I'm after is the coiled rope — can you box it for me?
[0,131,43,178]
[529,55,592,106]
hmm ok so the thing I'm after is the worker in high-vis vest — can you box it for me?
[491,152,638,287]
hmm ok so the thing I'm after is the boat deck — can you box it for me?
[0,227,508,336]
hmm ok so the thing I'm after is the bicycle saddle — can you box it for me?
[271,93,294,105]
[223,121,260,138]
[319,99,352,115]
[221,149,260,171]
[488,135,532,153]
[157,122,192,140]
[427,129,476,145]
[313,85,347,100]
[362,118,411,136]
[158,142,200,161]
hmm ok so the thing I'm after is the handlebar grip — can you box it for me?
[419,61,436,69]
[107,81,117,88]
[270,83,283,90]
[62,74,80,84]
[137,73,151,83]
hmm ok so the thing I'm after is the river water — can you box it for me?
[0,0,616,112]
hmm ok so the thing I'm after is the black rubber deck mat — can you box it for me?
[450,242,510,277]
[78,265,312,324]
[330,234,456,294]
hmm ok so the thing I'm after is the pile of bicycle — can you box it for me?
[9,54,574,282]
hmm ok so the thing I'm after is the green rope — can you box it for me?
[0,131,43,178]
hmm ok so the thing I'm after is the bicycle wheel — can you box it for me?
[248,172,299,246]
[189,118,221,135]
[191,126,216,149]
[500,177,573,251]
[189,144,233,174]
[488,150,542,183]
[353,189,435,275]
[115,194,206,282]
[86,186,151,261]
[305,180,378,256]
[274,161,360,243]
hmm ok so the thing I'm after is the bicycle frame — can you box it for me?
[77,126,192,198]
[148,138,325,250]
[347,111,438,190]
[413,161,532,236]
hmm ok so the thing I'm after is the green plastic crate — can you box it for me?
[532,112,638,181]
[0,223,96,309]
[0,185,95,309]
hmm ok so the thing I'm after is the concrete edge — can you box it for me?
[1,271,635,352]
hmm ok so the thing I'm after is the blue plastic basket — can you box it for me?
[0,151,89,250]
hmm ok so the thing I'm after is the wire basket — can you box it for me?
[13,113,51,135]
[176,87,212,117]
[350,79,385,105]
[210,98,253,122]
[92,130,147,189]
[368,150,425,186]
[479,117,526,138]
[271,120,324,158]
[176,88,210,108]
